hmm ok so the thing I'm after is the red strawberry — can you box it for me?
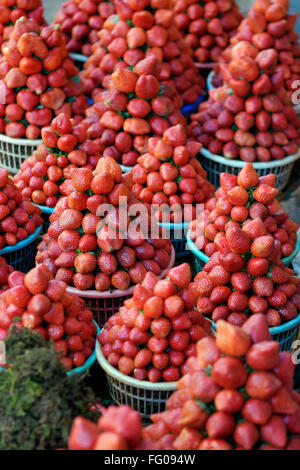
[251,235,274,257]
[253,184,278,204]
[231,272,252,292]
[74,253,97,274]
[258,174,276,187]
[260,416,287,449]
[227,186,249,206]
[208,266,231,286]
[24,265,51,295]
[242,314,271,343]
[71,168,93,192]
[237,163,259,188]
[226,226,251,254]
[247,257,269,276]
[168,263,191,288]
[220,173,237,193]
[233,421,259,450]
[270,265,290,284]
[59,209,83,230]
[253,277,273,297]
[270,387,298,415]
[242,218,267,239]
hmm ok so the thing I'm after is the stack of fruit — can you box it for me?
[190,39,300,161]
[189,164,300,327]
[189,164,299,261]
[0,168,42,249]
[54,0,115,58]
[173,0,243,64]
[0,17,88,139]
[142,315,300,450]
[215,0,300,103]
[0,0,45,48]
[98,263,212,382]
[82,55,186,168]
[0,264,97,369]
[80,0,204,106]
[35,156,173,291]
[13,113,100,208]
[132,124,214,222]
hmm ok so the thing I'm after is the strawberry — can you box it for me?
[59,209,83,230]
[253,277,273,297]
[216,320,251,357]
[220,173,238,193]
[24,265,51,295]
[168,263,191,289]
[226,226,251,254]
[260,416,287,449]
[227,186,249,206]
[258,174,276,187]
[251,235,274,257]
[233,421,259,450]
[242,314,271,343]
[253,184,278,204]
[237,163,259,188]
[246,257,269,276]
[74,253,97,274]
[242,218,267,239]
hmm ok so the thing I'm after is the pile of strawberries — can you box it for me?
[0,0,45,48]
[81,0,204,106]
[189,164,300,327]
[0,257,14,294]
[0,168,42,249]
[35,156,172,291]
[54,0,115,57]
[189,164,298,260]
[143,315,300,450]
[190,38,300,161]
[0,264,97,369]
[132,124,214,222]
[82,55,186,168]
[0,17,88,139]
[98,263,212,382]
[173,0,243,64]
[14,114,100,208]
[68,405,144,450]
[216,0,300,102]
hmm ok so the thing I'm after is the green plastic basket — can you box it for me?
[67,321,100,377]
[199,147,300,193]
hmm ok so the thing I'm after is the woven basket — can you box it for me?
[0,134,41,174]
[66,245,175,326]
[199,147,300,192]
[96,340,176,419]
[0,225,42,272]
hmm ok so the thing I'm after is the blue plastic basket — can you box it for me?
[34,204,54,235]
[69,52,88,71]
[186,229,209,272]
[158,221,190,257]
[199,147,300,193]
[181,94,205,116]
[209,313,300,352]
[67,321,100,377]
[0,225,42,272]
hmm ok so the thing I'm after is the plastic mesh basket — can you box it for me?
[186,230,209,273]
[199,147,300,192]
[0,225,42,272]
[181,94,204,116]
[0,134,41,174]
[67,321,100,377]
[96,340,176,419]
[210,315,300,352]
[159,221,190,257]
[34,204,54,234]
[66,246,175,326]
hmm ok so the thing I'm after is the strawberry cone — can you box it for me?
[173,0,243,64]
[0,17,88,139]
[98,262,212,382]
[13,112,101,208]
[214,0,300,102]
[190,14,300,161]
[189,163,298,263]
[0,264,97,369]
[131,124,214,222]
[0,0,45,50]
[80,0,204,106]
[82,54,189,167]
[0,168,42,249]
[35,156,173,291]
[54,0,115,58]
[140,315,300,450]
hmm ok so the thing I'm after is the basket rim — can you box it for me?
[33,204,54,214]
[66,245,175,299]
[186,230,210,263]
[195,62,217,69]
[187,229,299,268]
[158,221,190,229]
[0,225,42,255]
[69,52,88,62]
[67,321,100,376]
[181,94,205,115]
[120,163,133,173]
[96,339,177,391]
[0,134,42,145]
[209,313,300,334]
[206,70,215,91]
[200,147,300,169]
